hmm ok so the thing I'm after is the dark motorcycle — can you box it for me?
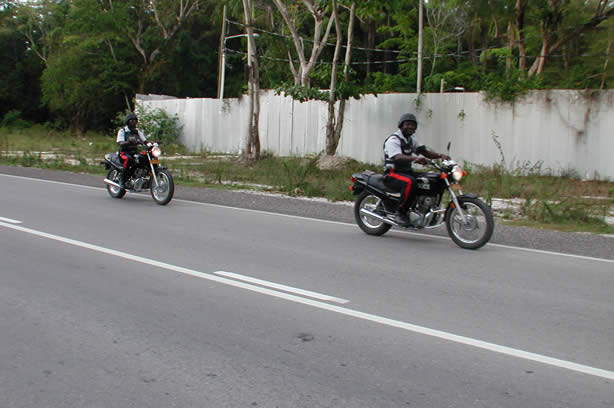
[350,158,494,249]
[103,141,174,205]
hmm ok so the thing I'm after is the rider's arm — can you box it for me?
[391,153,424,164]
[137,129,148,144]
[116,128,130,148]
[385,136,423,165]
[116,128,125,143]
[416,146,450,160]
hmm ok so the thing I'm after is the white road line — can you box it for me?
[1,219,613,381]
[0,217,21,224]
[1,172,613,264]
[215,271,349,304]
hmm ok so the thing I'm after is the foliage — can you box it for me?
[274,83,329,102]
[3,0,614,131]
[1,110,32,129]
[481,71,544,103]
[115,103,182,146]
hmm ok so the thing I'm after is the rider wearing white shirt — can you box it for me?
[383,113,449,225]
[116,112,148,188]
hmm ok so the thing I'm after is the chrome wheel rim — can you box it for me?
[450,202,487,244]
[359,195,385,229]
[152,172,170,201]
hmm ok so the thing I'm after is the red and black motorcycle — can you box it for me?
[351,158,494,249]
[103,141,174,205]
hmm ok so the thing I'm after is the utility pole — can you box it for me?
[417,0,423,94]
[217,5,227,99]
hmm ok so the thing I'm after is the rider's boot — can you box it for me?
[393,209,410,226]
[118,169,126,189]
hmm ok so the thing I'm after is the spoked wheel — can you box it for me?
[150,169,174,205]
[354,191,392,236]
[106,169,126,199]
[446,197,494,249]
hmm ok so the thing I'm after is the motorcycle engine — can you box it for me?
[132,168,150,191]
[415,195,437,213]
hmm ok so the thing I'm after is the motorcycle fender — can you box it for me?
[350,182,365,195]
[444,193,478,215]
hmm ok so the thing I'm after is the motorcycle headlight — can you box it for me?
[151,146,162,158]
[452,166,464,181]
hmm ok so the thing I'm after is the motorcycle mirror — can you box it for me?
[446,142,451,153]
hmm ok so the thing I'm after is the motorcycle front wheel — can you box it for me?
[106,169,126,199]
[354,191,392,236]
[150,168,174,205]
[445,196,494,249]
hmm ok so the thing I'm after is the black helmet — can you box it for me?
[398,113,418,129]
[124,112,138,125]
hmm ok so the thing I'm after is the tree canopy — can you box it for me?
[1,0,613,132]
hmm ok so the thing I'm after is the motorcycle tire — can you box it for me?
[150,168,174,205]
[106,169,126,199]
[445,196,494,250]
[354,191,393,236]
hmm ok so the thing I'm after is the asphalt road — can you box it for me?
[1,166,613,407]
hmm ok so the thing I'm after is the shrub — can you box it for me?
[115,103,182,146]
[1,110,32,129]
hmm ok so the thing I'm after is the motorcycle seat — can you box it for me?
[369,174,398,193]
[105,152,122,167]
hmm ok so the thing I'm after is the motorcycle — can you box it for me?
[350,158,494,249]
[103,141,175,205]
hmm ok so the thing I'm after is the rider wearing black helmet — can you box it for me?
[116,112,148,188]
[383,113,450,225]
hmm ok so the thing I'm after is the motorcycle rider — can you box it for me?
[116,112,148,189]
[384,113,450,226]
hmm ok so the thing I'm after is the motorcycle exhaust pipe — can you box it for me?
[359,208,399,226]
[103,178,121,188]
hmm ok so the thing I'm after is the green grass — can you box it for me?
[1,126,613,234]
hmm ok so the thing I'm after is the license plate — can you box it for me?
[150,159,159,164]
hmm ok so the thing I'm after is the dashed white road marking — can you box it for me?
[0,217,21,224]
[1,219,613,380]
[215,271,349,304]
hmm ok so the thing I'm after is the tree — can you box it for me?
[526,0,614,77]
[95,0,202,93]
[271,0,335,87]
[325,0,355,156]
[424,0,468,76]
[40,32,130,133]
[14,0,68,67]
[241,0,261,160]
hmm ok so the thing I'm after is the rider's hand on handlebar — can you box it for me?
[439,154,451,160]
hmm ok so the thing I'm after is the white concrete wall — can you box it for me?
[138,90,614,180]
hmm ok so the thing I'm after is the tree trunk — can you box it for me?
[326,0,342,156]
[515,0,527,73]
[601,40,612,89]
[242,0,260,161]
[326,2,355,157]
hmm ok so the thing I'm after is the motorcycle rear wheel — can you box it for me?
[106,169,126,199]
[354,191,392,236]
[445,196,494,249]
[150,168,174,205]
